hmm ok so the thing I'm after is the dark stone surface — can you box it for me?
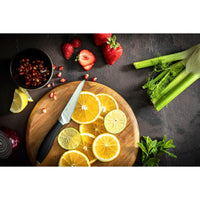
[0,33,200,166]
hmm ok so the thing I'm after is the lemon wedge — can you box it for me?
[18,87,33,102]
[10,89,28,113]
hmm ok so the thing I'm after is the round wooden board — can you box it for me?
[26,81,140,166]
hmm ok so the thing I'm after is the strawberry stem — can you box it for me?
[107,35,119,49]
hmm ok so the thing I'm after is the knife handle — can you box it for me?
[36,121,63,164]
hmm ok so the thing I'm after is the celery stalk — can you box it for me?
[151,61,185,104]
[133,44,200,69]
[154,71,200,111]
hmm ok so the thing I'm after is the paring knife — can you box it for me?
[36,80,85,164]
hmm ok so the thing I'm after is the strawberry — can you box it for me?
[83,63,94,71]
[70,37,81,48]
[102,35,123,65]
[62,43,74,60]
[93,33,112,46]
[76,49,96,71]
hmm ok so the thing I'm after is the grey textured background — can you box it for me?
[0,34,200,166]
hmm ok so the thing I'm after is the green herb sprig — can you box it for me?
[137,135,177,166]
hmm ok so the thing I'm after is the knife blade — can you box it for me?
[36,80,85,164]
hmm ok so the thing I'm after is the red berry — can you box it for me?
[102,35,123,65]
[59,66,64,70]
[60,78,66,83]
[53,64,56,70]
[47,83,51,88]
[42,108,47,113]
[83,63,94,71]
[92,77,97,82]
[57,72,62,78]
[62,43,74,60]
[84,74,89,80]
[51,82,55,87]
[70,37,81,48]
[76,49,96,71]
[93,33,112,46]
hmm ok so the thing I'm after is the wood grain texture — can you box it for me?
[26,81,140,166]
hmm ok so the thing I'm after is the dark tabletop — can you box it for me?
[0,33,200,166]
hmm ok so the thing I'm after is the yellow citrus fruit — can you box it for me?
[79,116,107,137]
[71,91,101,124]
[58,150,90,167]
[10,89,28,113]
[58,128,81,150]
[92,133,120,162]
[76,133,97,164]
[104,110,127,134]
[18,87,33,102]
[96,93,119,117]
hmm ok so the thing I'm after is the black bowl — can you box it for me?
[10,48,53,89]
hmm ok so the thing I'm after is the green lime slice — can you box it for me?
[58,128,81,150]
[104,109,127,134]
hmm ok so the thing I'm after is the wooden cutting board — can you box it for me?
[26,81,140,166]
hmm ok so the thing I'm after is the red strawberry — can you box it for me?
[93,33,112,46]
[102,35,123,65]
[62,43,74,60]
[70,37,81,48]
[83,63,94,71]
[76,49,96,71]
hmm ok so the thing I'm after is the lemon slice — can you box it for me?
[58,150,90,167]
[58,128,81,150]
[79,116,107,137]
[104,110,127,134]
[18,87,33,102]
[76,133,97,164]
[71,91,101,124]
[92,133,120,162]
[96,93,119,117]
[10,89,28,113]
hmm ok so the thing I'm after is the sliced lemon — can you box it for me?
[71,91,101,125]
[96,93,119,117]
[79,116,107,137]
[58,128,81,150]
[92,133,120,162]
[58,150,90,167]
[104,110,127,134]
[76,133,97,164]
[10,89,28,113]
[18,87,33,102]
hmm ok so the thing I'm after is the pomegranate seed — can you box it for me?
[53,91,56,95]
[92,77,97,82]
[60,78,66,83]
[51,82,55,87]
[42,108,47,113]
[49,92,54,98]
[57,72,62,78]
[53,64,56,70]
[47,83,51,88]
[59,66,64,70]
[84,74,89,80]
[53,94,57,100]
